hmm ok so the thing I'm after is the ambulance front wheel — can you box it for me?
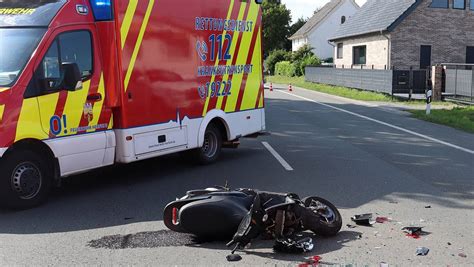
[196,124,223,164]
[0,149,53,209]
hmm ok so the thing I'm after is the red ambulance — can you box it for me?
[0,0,265,208]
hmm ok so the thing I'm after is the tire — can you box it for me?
[0,150,53,209]
[195,124,222,165]
[302,196,342,237]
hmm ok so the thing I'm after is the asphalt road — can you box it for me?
[1,85,473,266]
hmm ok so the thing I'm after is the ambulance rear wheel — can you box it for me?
[196,124,222,164]
[0,150,53,209]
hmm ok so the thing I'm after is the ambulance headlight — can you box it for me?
[89,0,113,21]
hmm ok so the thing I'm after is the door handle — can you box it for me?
[87,93,102,102]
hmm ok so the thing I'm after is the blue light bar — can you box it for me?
[89,0,113,21]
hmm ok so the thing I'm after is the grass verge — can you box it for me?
[266,75,451,106]
[267,75,393,101]
[410,107,474,134]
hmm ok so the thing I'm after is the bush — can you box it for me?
[275,61,296,77]
[296,55,321,76]
[291,44,321,76]
[291,44,313,62]
[265,49,291,75]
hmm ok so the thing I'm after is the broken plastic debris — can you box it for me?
[303,255,322,265]
[346,224,357,228]
[403,227,425,239]
[447,242,452,246]
[226,254,242,262]
[425,205,431,209]
[351,213,375,226]
[402,226,423,235]
[416,247,429,256]
[273,237,314,254]
[459,253,467,258]
[376,217,389,223]
[380,262,389,267]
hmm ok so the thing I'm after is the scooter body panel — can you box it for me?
[179,192,253,238]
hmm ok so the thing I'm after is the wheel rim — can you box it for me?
[202,131,218,158]
[11,162,42,200]
[308,200,337,224]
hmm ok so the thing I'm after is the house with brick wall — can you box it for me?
[329,0,474,70]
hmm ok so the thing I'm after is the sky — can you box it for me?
[282,0,368,22]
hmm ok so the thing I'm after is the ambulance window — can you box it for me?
[58,31,93,80]
[42,40,60,80]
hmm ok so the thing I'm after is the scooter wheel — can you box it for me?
[302,196,342,237]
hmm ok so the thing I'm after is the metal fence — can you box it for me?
[305,67,393,94]
[443,64,474,103]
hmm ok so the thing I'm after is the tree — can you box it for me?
[289,17,307,37]
[262,0,291,56]
[286,17,308,50]
[264,49,291,75]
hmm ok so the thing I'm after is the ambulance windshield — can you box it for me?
[0,28,46,87]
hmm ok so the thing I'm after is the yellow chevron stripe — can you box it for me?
[224,3,258,113]
[36,93,60,138]
[59,81,91,137]
[258,90,264,108]
[121,0,139,48]
[215,1,247,111]
[87,75,105,132]
[240,27,262,110]
[202,0,236,116]
[108,114,114,129]
[16,97,52,141]
[124,0,155,92]
[0,104,4,122]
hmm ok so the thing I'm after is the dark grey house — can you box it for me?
[329,0,474,69]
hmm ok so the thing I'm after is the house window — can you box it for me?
[453,0,465,9]
[341,16,346,24]
[430,0,449,8]
[467,47,474,64]
[353,46,366,65]
[471,0,474,10]
[337,43,343,59]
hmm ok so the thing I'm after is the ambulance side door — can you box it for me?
[26,26,110,176]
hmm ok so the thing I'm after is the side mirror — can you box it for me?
[255,0,263,4]
[62,62,82,91]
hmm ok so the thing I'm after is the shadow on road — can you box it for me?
[87,229,361,263]
[0,97,472,236]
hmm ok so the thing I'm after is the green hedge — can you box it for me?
[275,61,296,77]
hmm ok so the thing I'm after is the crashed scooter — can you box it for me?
[164,186,342,254]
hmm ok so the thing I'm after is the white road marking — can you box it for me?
[277,90,474,155]
[262,141,294,171]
